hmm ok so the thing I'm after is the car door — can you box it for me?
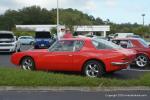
[44,40,75,71]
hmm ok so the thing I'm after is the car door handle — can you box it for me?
[68,55,73,56]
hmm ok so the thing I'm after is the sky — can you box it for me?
[0,0,150,25]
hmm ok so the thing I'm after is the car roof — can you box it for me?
[112,38,140,41]
[0,31,13,34]
[60,37,91,41]
[19,36,33,37]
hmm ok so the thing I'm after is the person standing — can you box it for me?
[57,28,66,40]
[63,28,73,38]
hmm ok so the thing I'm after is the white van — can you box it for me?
[113,33,134,38]
[0,31,20,53]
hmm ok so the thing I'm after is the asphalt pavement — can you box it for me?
[0,45,33,67]
[0,90,149,100]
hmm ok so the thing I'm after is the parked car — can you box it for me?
[11,38,136,77]
[126,35,141,38]
[18,36,34,45]
[112,38,150,68]
[0,31,20,53]
[109,33,134,38]
[34,31,55,49]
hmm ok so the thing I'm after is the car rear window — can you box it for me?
[92,39,121,49]
[35,32,51,38]
[138,38,149,47]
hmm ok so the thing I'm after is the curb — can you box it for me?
[0,86,150,91]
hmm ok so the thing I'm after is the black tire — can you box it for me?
[34,46,39,49]
[83,60,105,78]
[17,48,21,52]
[135,54,149,68]
[30,41,34,45]
[20,57,35,70]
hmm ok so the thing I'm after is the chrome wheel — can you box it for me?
[84,60,104,78]
[86,64,99,77]
[136,55,148,68]
[21,57,35,70]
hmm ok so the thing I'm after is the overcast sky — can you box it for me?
[0,0,150,25]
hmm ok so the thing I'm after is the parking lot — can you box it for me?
[0,44,149,80]
[0,45,33,67]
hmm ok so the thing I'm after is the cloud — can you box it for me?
[85,0,96,11]
[14,0,56,8]
[106,0,118,7]
[0,0,96,14]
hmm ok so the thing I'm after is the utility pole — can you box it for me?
[142,14,145,26]
[57,0,60,40]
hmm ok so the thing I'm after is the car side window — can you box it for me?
[119,40,128,48]
[20,37,25,39]
[92,40,111,49]
[112,40,120,45]
[50,40,75,52]
[74,41,84,51]
[114,40,133,48]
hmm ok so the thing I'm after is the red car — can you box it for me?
[112,38,150,68]
[11,38,136,77]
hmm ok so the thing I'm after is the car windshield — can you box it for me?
[20,37,33,39]
[92,39,122,49]
[35,32,51,38]
[0,34,14,39]
[138,38,149,47]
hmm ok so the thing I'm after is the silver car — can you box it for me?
[18,36,34,45]
[0,31,21,53]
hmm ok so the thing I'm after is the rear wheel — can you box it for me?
[83,60,105,78]
[135,54,149,68]
[20,57,35,70]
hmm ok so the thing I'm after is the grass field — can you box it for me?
[0,67,150,87]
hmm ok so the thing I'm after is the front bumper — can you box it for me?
[0,46,16,52]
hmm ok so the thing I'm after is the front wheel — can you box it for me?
[20,57,35,70]
[83,60,105,78]
[30,41,34,45]
[135,54,149,68]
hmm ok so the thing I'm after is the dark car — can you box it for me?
[112,38,150,68]
[34,31,55,49]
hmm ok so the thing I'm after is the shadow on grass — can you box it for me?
[47,70,146,80]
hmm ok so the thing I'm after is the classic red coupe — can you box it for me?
[11,38,136,77]
[112,38,150,68]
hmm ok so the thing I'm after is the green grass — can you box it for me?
[0,67,150,87]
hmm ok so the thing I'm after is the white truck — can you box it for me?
[115,33,134,38]
[0,31,21,53]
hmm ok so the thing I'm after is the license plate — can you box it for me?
[41,44,44,46]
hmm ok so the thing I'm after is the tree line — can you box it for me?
[0,6,150,37]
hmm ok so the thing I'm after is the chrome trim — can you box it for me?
[111,62,129,66]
